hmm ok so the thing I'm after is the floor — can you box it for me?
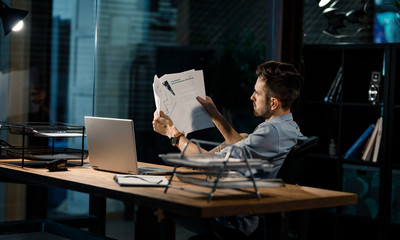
[106,217,197,240]
[46,190,198,240]
[0,193,197,240]
[0,232,70,240]
[0,217,197,240]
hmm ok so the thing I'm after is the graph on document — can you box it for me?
[162,92,176,115]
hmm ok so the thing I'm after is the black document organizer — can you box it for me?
[160,139,284,202]
[0,122,87,167]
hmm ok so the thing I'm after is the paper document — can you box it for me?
[153,69,213,135]
[114,174,168,186]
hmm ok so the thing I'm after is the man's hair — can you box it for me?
[256,61,302,110]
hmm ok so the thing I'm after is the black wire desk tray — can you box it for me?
[4,122,85,138]
[0,121,86,167]
[160,139,277,202]
[176,173,284,188]
[6,147,88,161]
[159,153,266,169]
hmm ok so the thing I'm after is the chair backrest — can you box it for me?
[276,136,319,185]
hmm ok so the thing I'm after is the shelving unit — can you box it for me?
[301,43,400,240]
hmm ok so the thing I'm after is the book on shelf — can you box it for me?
[361,117,381,161]
[324,66,343,103]
[334,80,343,102]
[372,117,383,162]
[344,123,375,159]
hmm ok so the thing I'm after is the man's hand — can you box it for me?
[152,111,206,154]
[197,96,242,144]
[196,96,221,120]
[152,111,178,138]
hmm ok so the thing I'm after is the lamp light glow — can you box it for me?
[0,0,28,36]
[319,0,332,7]
[12,20,23,31]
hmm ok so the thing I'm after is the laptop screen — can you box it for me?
[84,116,139,174]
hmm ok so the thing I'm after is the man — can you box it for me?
[151,61,307,238]
[153,61,307,179]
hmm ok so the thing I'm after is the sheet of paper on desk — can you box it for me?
[153,69,213,135]
[114,174,169,187]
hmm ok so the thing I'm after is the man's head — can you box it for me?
[251,61,302,119]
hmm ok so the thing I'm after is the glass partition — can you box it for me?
[94,0,271,164]
[0,0,96,150]
[1,0,272,158]
[0,0,97,223]
[0,0,275,230]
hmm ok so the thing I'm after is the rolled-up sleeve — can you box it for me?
[219,113,306,178]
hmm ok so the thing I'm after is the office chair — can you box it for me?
[273,136,319,240]
[276,136,319,184]
[200,136,319,240]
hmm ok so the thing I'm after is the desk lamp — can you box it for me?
[0,0,28,36]
[318,0,369,38]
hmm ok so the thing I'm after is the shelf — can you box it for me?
[308,153,381,167]
[304,100,383,108]
[340,158,381,167]
[340,103,383,108]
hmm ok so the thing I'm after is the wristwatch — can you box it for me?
[170,132,184,146]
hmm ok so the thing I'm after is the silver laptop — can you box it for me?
[84,116,170,175]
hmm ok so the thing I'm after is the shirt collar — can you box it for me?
[267,113,293,123]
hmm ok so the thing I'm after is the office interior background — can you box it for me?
[0,0,399,239]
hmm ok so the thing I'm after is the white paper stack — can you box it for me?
[153,69,213,135]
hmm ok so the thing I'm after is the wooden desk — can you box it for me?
[0,159,357,237]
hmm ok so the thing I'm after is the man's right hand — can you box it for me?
[152,110,178,138]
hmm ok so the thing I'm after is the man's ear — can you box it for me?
[270,97,279,110]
